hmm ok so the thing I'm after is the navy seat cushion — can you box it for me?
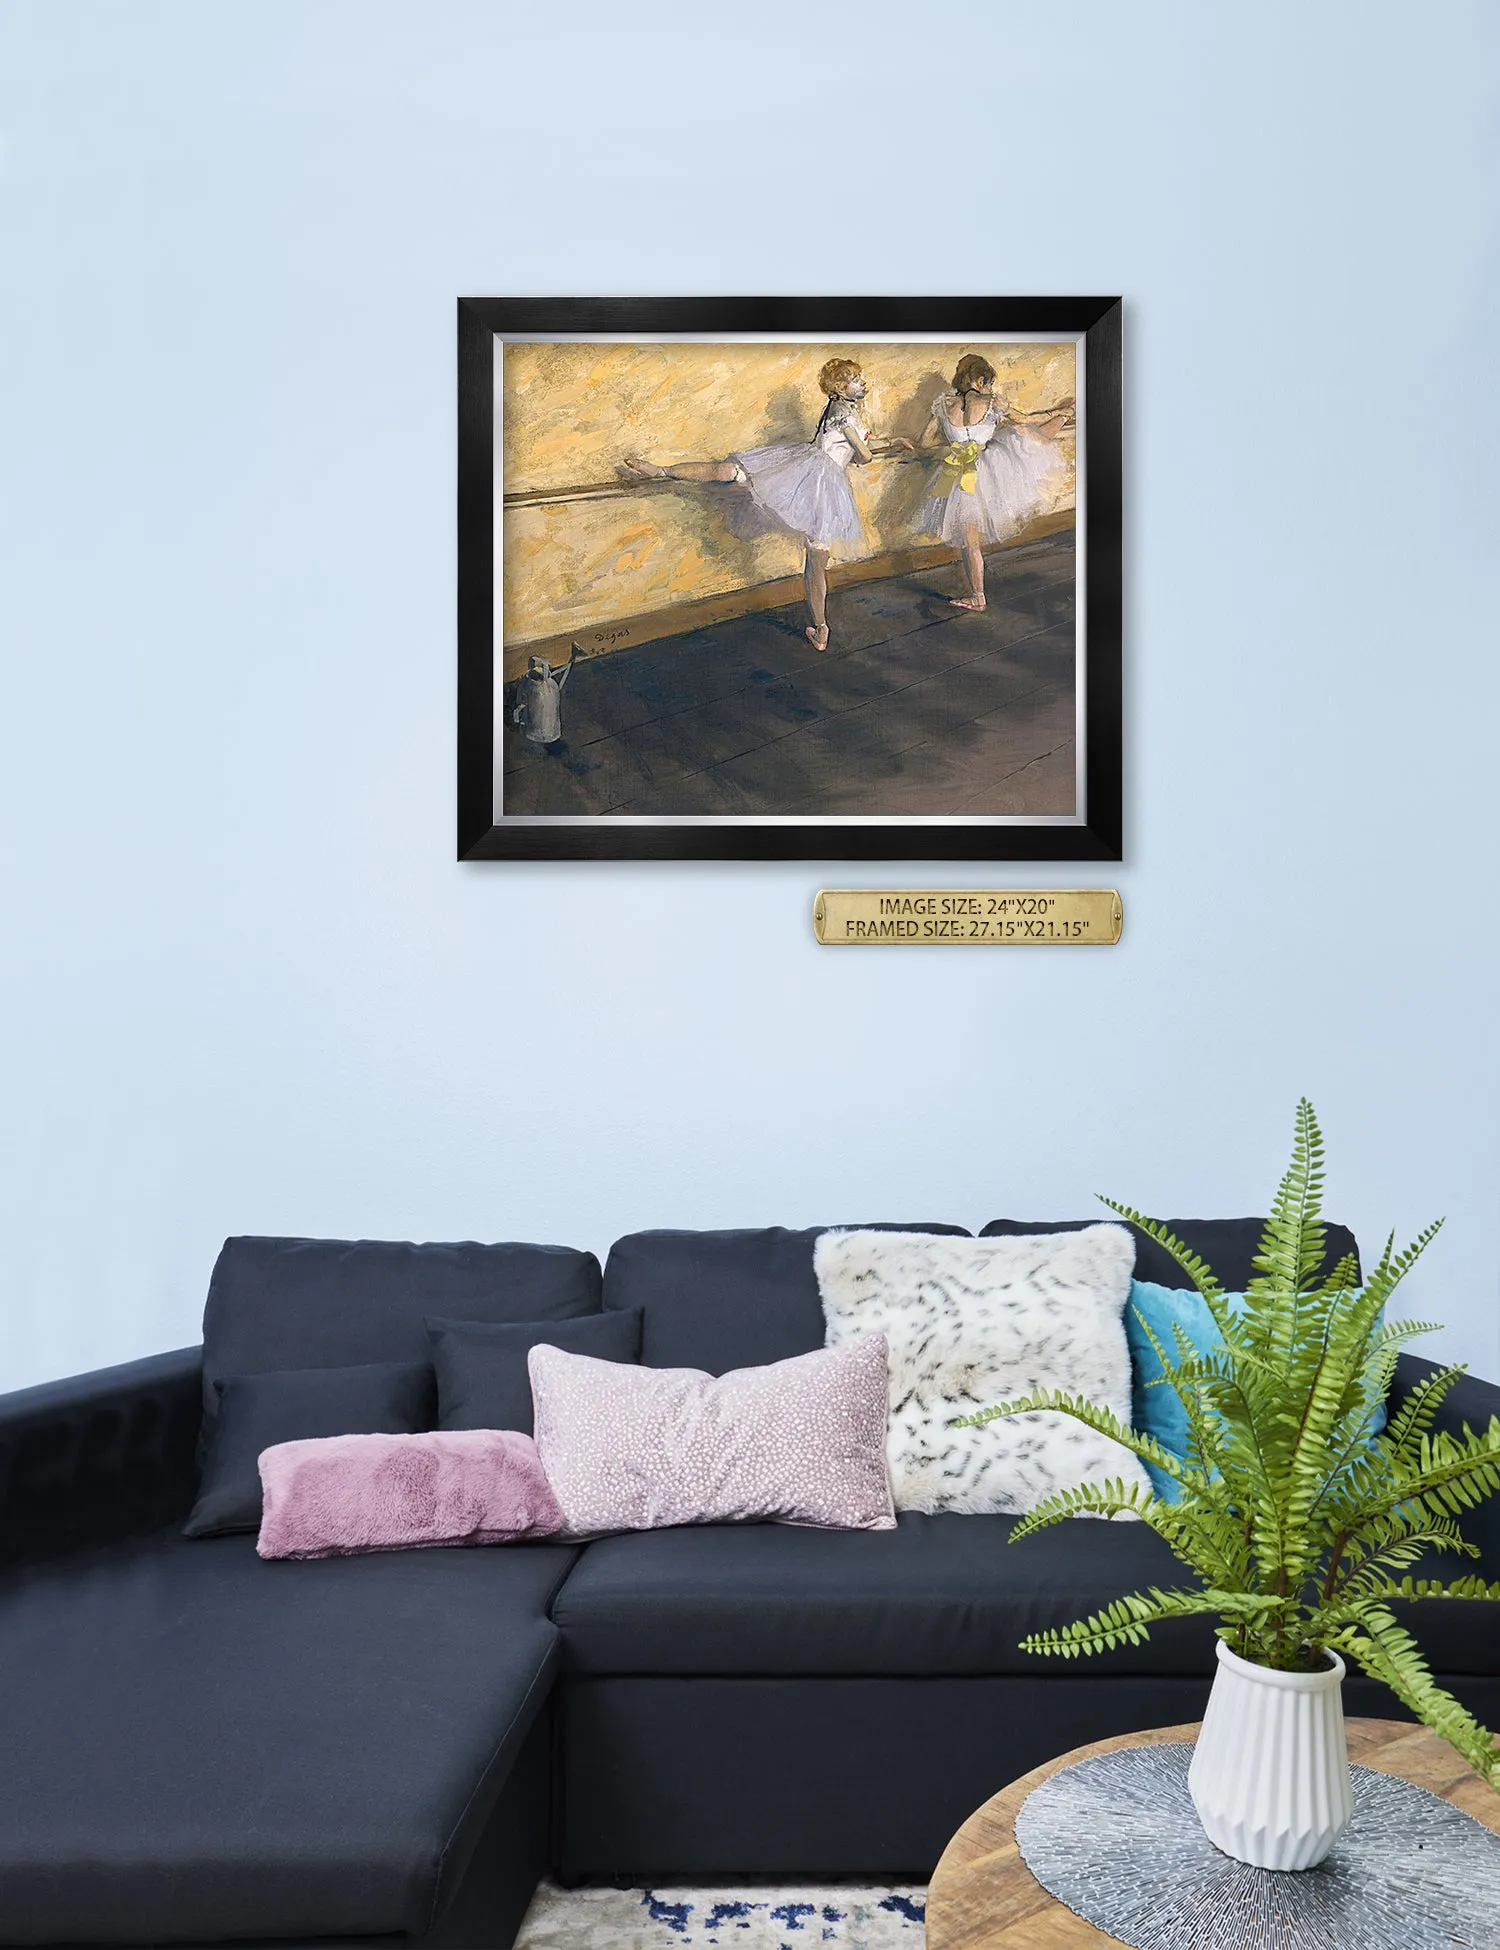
[201,1236,602,1436]
[552,1513,1223,1679]
[979,1216,1361,1291]
[602,1224,969,1373]
[0,1529,576,1944]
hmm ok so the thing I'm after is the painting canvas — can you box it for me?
[458,299,1120,861]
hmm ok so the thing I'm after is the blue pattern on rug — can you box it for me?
[515,1878,926,1948]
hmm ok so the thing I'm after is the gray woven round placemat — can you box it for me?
[1013,1742,1500,1949]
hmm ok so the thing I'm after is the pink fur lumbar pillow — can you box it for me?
[257,1428,563,1560]
[529,1335,896,1535]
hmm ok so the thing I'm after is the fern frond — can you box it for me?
[1397,1424,1500,1507]
[1314,1250,1360,1299]
[1308,1525,1481,1621]
[1332,1610,1500,1787]
[1332,1506,1474,1573]
[1247,1098,1327,1349]
[1384,1364,1468,1458]
[1020,1586,1281,1660]
[1095,1197,1230,1319]
[1316,1428,1500,1587]
[955,1390,1157,1457]
[1130,1311,1234,1482]
[1348,1223,1445,1343]
[1377,1575,1500,1602]
[952,1391,1227,1506]
[1006,1475,1157,1533]
[1266,1223,1442,1598]
[1009,1476,1250,1591]
[1320,1573,1500,1633]
[1367,1318,1445,1356]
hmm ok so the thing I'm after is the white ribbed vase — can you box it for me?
[1188,1639,1354,1870]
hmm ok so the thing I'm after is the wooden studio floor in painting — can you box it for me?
[501,529,1076,817]
[498,339,1078,819]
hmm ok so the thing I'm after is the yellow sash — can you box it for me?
[938,440,981,496]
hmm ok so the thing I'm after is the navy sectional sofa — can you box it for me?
[2,1220,1497,1948]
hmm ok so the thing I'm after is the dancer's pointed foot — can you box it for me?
[621,455,668,479]
[805,624,830,651]
[950,595,986,611]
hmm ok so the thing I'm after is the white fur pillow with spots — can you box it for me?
[814,1226,1149,1515]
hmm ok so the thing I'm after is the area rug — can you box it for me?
[514,1880,927,1948]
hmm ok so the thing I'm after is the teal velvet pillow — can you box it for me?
[1126,1280,1387,1501]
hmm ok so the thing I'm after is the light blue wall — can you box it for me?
[1,1,1497,1390]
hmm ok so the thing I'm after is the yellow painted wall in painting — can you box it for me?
[501,341,1076,647]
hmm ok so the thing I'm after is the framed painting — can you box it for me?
[458,297,1121,861]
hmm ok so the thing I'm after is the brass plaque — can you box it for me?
[813,888,1122,945]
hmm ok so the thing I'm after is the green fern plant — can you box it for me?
[952,1099,1500,1787]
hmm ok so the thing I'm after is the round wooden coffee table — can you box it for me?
[926,1717,1500,1947]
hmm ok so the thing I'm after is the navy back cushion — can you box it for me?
[978,1217,1361,1291]
[428,1309,643,1435]
[200,1236,602,1433]
[603,1223,970,1374]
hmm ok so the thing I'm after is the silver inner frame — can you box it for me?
[491,331,1087,827]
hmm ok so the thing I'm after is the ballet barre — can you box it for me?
[503,405,1076,510]
[502,450,924,511]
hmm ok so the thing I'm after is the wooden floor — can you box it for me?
[501,529,1077,819]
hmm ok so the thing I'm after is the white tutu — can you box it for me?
[730,442,865,554]
[917,408,1063,547]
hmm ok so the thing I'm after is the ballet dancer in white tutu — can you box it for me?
[915,354,1068,611]
[624,357,911,651]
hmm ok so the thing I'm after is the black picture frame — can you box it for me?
[458,296,1121,862]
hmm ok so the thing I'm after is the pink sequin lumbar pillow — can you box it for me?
[257,1428,564,1560]
[528,1335,896,1535]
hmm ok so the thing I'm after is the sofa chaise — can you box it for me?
[1,1219,1496,1948]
